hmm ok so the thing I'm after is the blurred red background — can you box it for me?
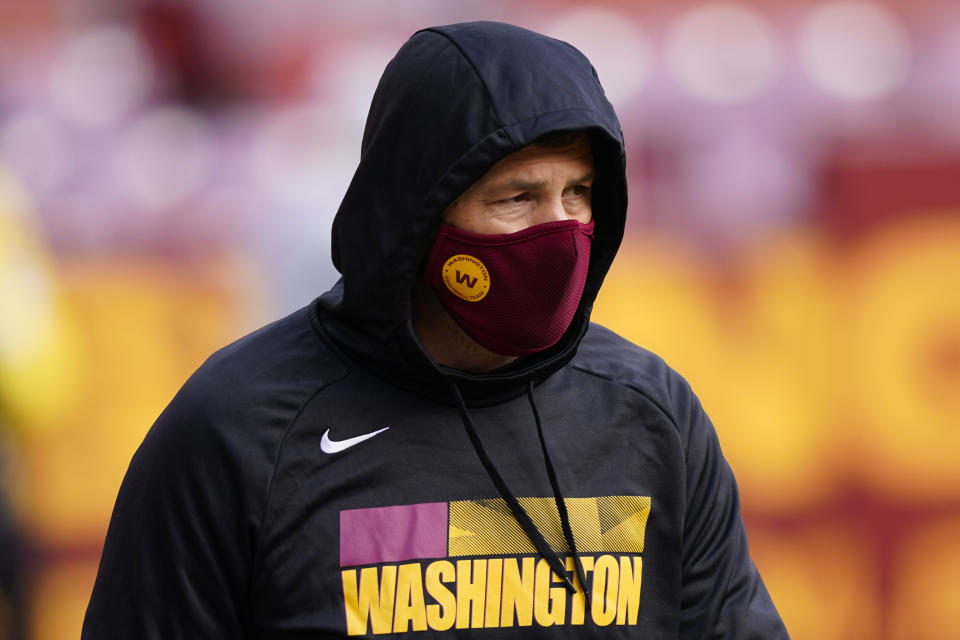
[1,1,958,638]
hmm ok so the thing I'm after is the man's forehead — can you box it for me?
[474,135,592,183]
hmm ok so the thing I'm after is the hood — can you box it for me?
[317,21,627,404]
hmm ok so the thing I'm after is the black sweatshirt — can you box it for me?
[83,21,789,639]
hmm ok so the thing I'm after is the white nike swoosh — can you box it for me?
[320,427,390,454]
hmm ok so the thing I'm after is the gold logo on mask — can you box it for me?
[441,254,490,302]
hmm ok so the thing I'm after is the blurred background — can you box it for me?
[0,0,958,637]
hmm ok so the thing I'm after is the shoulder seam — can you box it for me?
[569,361,680,433]
[247,367,351,602]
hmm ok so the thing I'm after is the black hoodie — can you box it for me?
[83,22,788,639]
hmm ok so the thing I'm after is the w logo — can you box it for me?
[442,254,490,302]
[455,270,478,288]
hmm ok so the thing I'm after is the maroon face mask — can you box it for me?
[424,219,594,356]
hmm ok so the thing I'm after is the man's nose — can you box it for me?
[538,195,575,224]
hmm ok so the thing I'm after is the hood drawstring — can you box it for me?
[526,379,591,609]
[446,378,592,607]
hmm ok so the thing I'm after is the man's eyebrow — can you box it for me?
[494,178,546,193]
[484,171,597,196]
[569,170,597,186]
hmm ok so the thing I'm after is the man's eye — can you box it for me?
[505,193,530,204]
[566,185,591,198]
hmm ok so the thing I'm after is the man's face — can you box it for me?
[442,133,595,235]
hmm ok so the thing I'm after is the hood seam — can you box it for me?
[418,27,512,146]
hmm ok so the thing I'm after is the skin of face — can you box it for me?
[413,133,596,372]
[442,133,595,234]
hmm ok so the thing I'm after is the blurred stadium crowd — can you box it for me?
[0,0,958,638]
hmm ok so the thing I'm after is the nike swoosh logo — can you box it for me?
[320,427,390,454]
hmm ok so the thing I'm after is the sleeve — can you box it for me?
[81,380,263,639]
[671,375,790,640]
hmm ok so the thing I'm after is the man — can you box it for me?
[83,22,788,638]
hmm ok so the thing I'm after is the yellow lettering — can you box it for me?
[500,556,535,627]
[455,559,486,628]
[425,560,456,631]
[342,570,363,636]
[345,554,645,634]
[341,566,396,636]
[393,563,427,633]
[484,558,503,628]
[566,556,595,625]
[591,555,619,626]
[534,558,566,626]
[616,556,643,624]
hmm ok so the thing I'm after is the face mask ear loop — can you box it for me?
[527,378,592,609]
[446,378,576,594]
